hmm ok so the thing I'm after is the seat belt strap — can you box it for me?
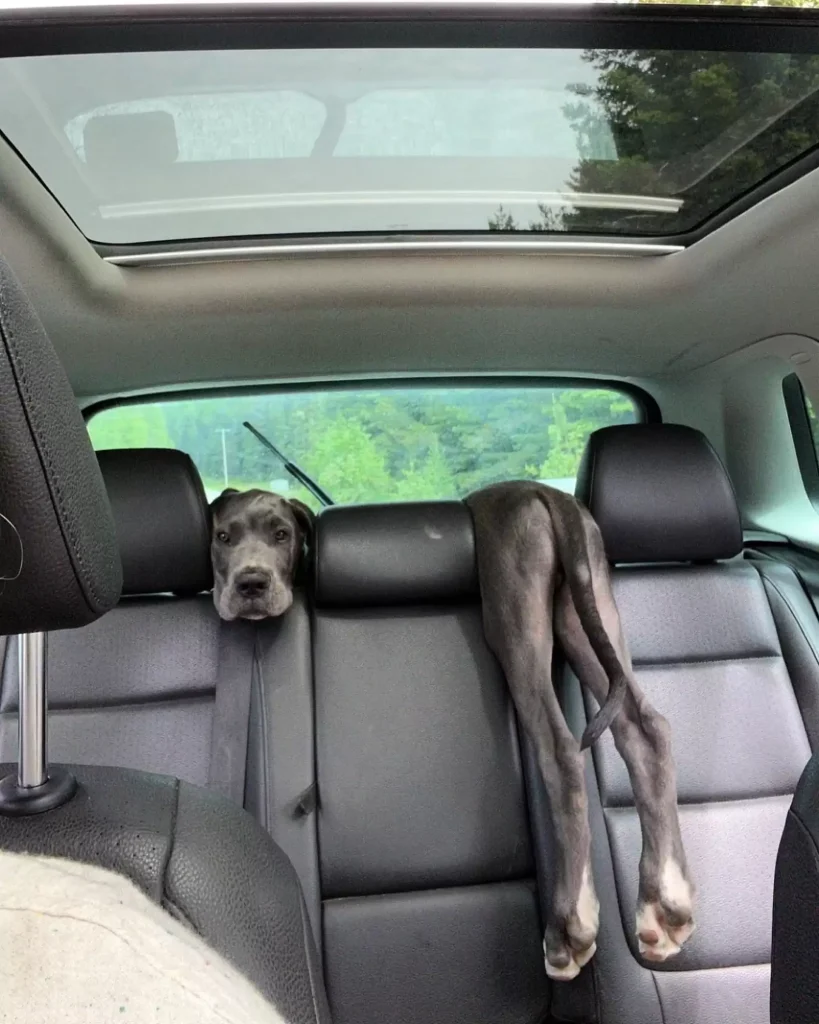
[208,620,257,806]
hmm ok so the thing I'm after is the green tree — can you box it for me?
[539,390,633,479]
[300,416,393,503]
[493,0,819,235]
[394,441,457,500]
[88,404,173,449]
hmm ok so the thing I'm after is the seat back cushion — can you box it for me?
[312,502,550,1024]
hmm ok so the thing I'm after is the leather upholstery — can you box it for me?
[98,448,212,596]
[0,763,331,1024]
[323,883,547,1024]
[0,599,220,785]
[313,501,477,607]
[576,423,743,564]
[539,423,819,1023]
[246,594,322,949]
[314,606,532,896]
[549,556,818,1024]
[771,754,819,1024]
[0,255,121,633]
[0,447,324,949]
[311,503,549,1024]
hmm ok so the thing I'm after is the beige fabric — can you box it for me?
[0,849,287,1024]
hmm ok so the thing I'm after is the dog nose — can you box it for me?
[235,571,270,598]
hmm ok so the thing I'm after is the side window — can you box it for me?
[806,391,819,453]
[88,385,641,508]
[783,372,819,505]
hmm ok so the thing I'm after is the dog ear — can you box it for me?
[209,488,239,522]
[288,498,316,543]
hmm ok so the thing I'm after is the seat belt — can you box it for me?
[208,620,258,806]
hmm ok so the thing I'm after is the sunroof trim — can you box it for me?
[103,238,684,267]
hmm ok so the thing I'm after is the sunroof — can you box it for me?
[2,45,819,245]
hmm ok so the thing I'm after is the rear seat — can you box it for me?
[0,449,220,784]
[311,502,550,1024]
[2,428,817,1024]
[0,448,322,942]
[554,424,819,1024]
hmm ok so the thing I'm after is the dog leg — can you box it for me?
[493,600,599,980]
[554,516,695,963]
[470,499,599,981]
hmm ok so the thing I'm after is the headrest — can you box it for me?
[314,502,478,607]
[97,449,212,596]
[0,257,121,634]
[576,423,743,564]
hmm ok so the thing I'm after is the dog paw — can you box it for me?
[636,858,695,963]
[544,867,599,981]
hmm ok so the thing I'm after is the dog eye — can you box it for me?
[274,529,289,543]
[216,530,230,544]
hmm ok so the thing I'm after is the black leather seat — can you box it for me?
[552,424,819,1024]
[0,448,221,784]
[311,502,551,1024]
[0,254,330,1024]
[0,445,324,944]
[771,752,819,1024]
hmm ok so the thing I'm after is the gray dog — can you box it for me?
[465,481,694,980]
[210,481,694,981]
[209,488,314,621]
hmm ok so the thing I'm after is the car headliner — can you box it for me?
[0,1,818,404]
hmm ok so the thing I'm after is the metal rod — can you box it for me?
[17,632,47,789]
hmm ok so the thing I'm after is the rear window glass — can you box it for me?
[87,385,640,508]
[806,391,819,454]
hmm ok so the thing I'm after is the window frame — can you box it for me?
[84,375,660,426]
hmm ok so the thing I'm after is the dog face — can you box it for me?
[210,489,314,621]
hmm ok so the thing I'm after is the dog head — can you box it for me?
[210,488,314,621]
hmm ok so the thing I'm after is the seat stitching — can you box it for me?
[254,641,270,832]
[759,569,819,671]
[632,653,782,669]
[160,778,185,921]
[298,895,323,1024]
[650,969,668,1024]
[0,693,216,716]
[0,299,100,607]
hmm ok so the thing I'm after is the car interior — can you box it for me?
[2,3,819,1023]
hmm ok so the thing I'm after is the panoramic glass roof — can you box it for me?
[1,45,819,245]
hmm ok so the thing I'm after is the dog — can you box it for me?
[209,482,694,981]
[209,488,314,621]
[465,481,694,980]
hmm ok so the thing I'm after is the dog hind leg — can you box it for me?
[470,496,599,980]
[553,513,695,963]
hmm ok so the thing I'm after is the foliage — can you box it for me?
[87,386,639,506]
[493,0,819,235]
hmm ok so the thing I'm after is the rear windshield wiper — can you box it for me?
[242,421,334,507]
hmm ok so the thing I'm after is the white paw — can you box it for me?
[544,866,600,981]
[636,858,696,963]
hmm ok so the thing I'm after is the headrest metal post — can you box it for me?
[0,631,77,816]
[18,631,47,789]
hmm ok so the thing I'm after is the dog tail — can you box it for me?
[535,487,628,750]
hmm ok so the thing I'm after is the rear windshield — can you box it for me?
[87,384,640,508]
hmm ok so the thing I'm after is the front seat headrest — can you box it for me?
[576,423,743,564]
[97,448,212,596]
[0,257,121,634]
